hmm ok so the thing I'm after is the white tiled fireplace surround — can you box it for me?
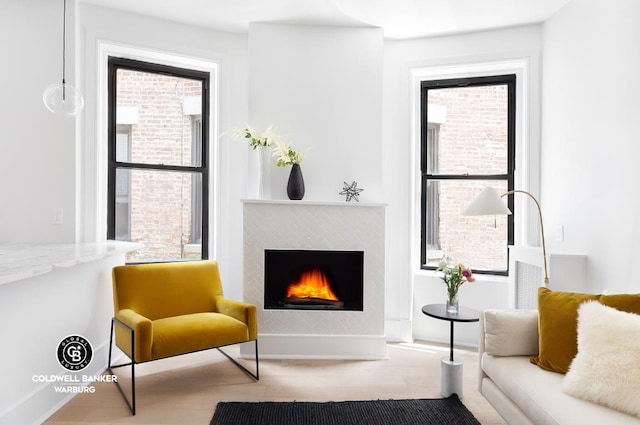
[241,199,386,359]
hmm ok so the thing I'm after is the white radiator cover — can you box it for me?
[241,199,386,359]
[509,246,588,309]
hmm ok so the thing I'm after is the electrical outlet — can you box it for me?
[554,224,564,242]
[52,208,63,225]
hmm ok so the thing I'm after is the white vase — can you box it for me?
[256,146,271,199]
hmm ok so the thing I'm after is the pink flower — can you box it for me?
[462,268,475,283]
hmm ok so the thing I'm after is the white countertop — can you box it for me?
[0,241,142,285]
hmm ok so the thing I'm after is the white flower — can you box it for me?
[228,125,281,150]
[272,140,306,167]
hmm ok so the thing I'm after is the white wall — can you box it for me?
[383,25,543,345]
[0,253,129,425]
[1,0,546,355]
[248,23,384,202]
[10,0,639,385]
[0,4,249,422]
[79,4,249,299]
[541,0,640,294]
[0,0,77,243]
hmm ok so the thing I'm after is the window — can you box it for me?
[107,57,210,262]
[425,123,440,252]
[114,125,132,241]
[421,74,515,274]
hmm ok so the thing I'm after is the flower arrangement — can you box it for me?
[271,140,306,167]
[436,258,475,305]
[229,125,281,150]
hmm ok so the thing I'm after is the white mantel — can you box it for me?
[241,199,387,207]
[241,199,386,359]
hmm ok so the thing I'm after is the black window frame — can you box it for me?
[107,57,210,261]
[420,74,516,275]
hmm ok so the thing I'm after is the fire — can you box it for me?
[286,268,340,301]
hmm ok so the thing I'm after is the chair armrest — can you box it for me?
[216,297,258,340]
[483,309,539,357]
[114,309,153,362]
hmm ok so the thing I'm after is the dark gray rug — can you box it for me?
[210,395,481,425]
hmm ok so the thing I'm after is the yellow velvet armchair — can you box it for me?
[108,260,259,414]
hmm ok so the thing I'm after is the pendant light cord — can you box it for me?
[43,0,84,115]
[62,0,67,98]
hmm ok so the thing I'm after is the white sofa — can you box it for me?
[478,309,640,425]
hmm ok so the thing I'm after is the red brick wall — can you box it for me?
[428,85,509,271]
[117,70,202,261]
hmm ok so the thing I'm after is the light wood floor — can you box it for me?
[44,341,506,425]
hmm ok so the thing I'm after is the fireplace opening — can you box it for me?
[264,249,364,311]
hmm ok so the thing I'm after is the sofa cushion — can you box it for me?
[562,301,640,418]
[530,288,640,374]
[482,354,640,425]
[484,309,538,356]
[530,288,599,373]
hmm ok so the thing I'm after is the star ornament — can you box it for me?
[339,181,364,202]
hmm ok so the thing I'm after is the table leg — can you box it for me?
[441,320,463,398]
[449,321,454,361]
[440,357,464,398]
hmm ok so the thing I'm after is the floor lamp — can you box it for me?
[463,187,549,286]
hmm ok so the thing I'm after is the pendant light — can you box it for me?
[43,0,84,117]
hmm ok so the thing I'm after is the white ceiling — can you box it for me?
[81,0,571,39]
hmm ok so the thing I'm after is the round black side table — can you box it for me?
[421,304,480,398]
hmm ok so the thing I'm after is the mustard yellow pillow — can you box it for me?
[530,287,640,374]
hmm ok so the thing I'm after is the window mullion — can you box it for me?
[114,162,206,174]
[425,174,509,179]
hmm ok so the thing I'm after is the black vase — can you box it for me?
[287,164,305,200]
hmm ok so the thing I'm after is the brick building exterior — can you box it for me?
[427,85,508,271]
[116,70,203,261]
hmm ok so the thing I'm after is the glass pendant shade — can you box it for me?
[43,81,84,117]
[43,0,84,117]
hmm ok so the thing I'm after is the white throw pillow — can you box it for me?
[562,301,640,418]
[484,309,539,356]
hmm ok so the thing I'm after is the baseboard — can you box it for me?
[240,334,388,360]
[384,319,413,342]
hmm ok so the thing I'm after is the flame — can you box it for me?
[286,268,339,301]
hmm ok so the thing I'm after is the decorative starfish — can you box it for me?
[339,181,364,202]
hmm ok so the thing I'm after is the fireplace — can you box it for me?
[264,249,364,311]
[243,200,386,359]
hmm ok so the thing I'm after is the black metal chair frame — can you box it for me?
[107,317,259,415]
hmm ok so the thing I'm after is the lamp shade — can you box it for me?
[42,0,85,117]
[43,82,85,117]
[463,187,512,216]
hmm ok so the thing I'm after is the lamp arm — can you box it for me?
[501,190,549,286]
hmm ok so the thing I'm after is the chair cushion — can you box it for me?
[113,261,224,320]
[151,312,249,360]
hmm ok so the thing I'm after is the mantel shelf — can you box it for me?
[241,199,387,207]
